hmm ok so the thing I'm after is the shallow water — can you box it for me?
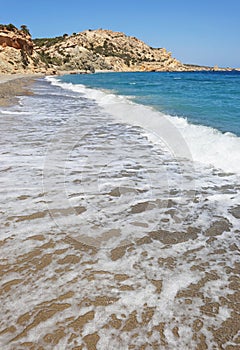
[60,71,240,174]
[0,77,239,349]
[60,71,240,136]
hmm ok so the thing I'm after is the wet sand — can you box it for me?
[0,74,43,106]
[0,75,239,350]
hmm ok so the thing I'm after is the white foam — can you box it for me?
[0,110,31,115]
[47,76,240,175]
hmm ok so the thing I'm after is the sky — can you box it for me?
[1,0,240,68]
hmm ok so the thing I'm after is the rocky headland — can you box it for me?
[0,24,236,74]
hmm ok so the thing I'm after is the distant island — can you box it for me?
[0,24,237,75]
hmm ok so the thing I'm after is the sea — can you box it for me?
[0,71,239,349]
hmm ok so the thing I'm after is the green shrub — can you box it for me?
[20,25,31,36]
[21,48,29,67]
[33,36,65,48]
[0,23,17,31]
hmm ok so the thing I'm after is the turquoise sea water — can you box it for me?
[60,71,240,136]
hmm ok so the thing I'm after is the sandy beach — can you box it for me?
[0,74,43,106]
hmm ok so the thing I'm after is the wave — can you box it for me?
[0,110,31,115]
[46,76,240,175]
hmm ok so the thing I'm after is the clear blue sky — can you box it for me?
[1,0,240,67]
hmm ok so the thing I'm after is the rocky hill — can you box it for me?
[34,29,188,72]
[0,24,230,74]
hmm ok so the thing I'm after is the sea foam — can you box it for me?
[0,77,239,349]
[47,76,240,175]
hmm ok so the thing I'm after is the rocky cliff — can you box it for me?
[0,24,230,74]
[0,24,50,74]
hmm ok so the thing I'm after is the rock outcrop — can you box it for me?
[0,24,50,74]
[0,30,33,54]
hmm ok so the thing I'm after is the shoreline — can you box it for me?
[0,67,239,109]
[0,73,44,107]
[0,70,239,349]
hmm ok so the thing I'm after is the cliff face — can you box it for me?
[0,26,33,54]
[0,24,49,74]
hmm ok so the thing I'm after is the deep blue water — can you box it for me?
[60,71,240,136]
